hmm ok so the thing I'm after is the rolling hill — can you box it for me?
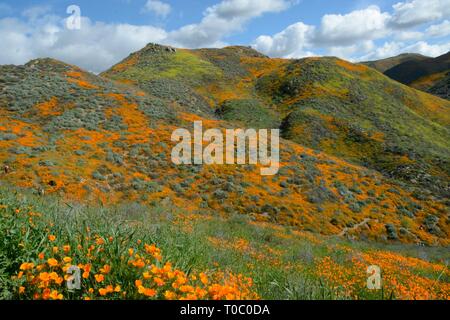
[1,43,449,300]
[362,53,429,73]
[103,44,450,199]
[0,45,448,245]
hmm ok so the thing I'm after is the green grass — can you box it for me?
[0,184,448,300]
[110,50,223,85]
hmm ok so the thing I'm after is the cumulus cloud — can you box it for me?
[390,0,450,28]
[426,20,450,38]
[315,6,391,46]
[22,5,52,20]
[253,22,315,57]
[168,0,292,48]
[393,30,424,41]
[252,5,392,59]
[358,40,450,61]
[252,0,450,61]
[402,41,450,57]
[142,0,171,18]
[327,41,375,61]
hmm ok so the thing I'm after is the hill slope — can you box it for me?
[103,44,450,199]
[0,55,448,245]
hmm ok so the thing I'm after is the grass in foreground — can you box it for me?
[0,186,448,300]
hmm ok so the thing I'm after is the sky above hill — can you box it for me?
[0,0,449,72]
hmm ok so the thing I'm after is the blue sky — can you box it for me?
[0,0,449,72]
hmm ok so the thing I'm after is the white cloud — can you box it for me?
[143,0,171,18]
[426,20,450,38]
[358,40,450,61]
[391,0,450,28]
[358,41,406,60]
[168,0,292,48]
[22,5,52,20]
[393,30,424,41]
[403,40,450,56]
[0,18,31,64]
[205,0,290,20]
[328,41,375,61]
[251,1,450,60]
[315,6,391,45]
[253,22,315,57]
[253,5,391,58]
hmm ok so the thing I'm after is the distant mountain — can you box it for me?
[362,53,429,73]
[383,52,450,100]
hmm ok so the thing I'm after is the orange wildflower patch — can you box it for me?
[336,59,368,73]
[35,97,61,116]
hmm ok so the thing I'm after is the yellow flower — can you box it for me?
[180,285,195,293]
[20,262,35,271]
[82,271,90,279]
[49,290,63,300]
[99,288,108,296]
[48,235,56,242]
[95,274,105,283]
[38,252,45,260]
[128,248,134,256]
[100,264,111,274]
[47,258,58,267]
[63,257,72,263]
[96,238,105,245]
[84,297,91,301]
[138,286,156,297]
[39,272,50,282]
[200,273,209,285]
[154,277,165,287]
[52,246,59,253]
[164,290,176,300]
[63,245,71,253]
[114,285,121,293]
[144,288,157,297]
[143,272,151,280]
[83,264,92,272]
[19,286,25,294]
[163,262,172,273]
[135,280,143,288]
